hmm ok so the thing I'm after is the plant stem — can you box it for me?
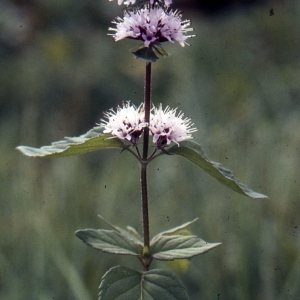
[142,62,152,160]
[140,62,152,270]
[141,163,150,249]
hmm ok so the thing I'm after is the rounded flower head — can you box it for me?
[101,102,197,149]
[109,0,135,6]
[109,0,172,7]
[101,102,147,144]
[149,104,197,148]
[109,5,194,48]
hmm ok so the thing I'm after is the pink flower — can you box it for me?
[109,5,194,48]
[101,103,197,148]
[109,0,173,7]
[101,102,147,144]
[149,104,197,148]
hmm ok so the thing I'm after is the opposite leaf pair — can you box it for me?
[76,216,221,300]
[16,127,268,199]
[75,216,220,262]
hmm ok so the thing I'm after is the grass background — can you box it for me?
[1,0,300,299]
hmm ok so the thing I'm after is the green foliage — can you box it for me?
[169,141,268,199]
[133,47,159,62]
[99,266,188,300]
[98,214,143,245]
[133,45,169,62]
[16,127,124,158]
[3,0,300,299]
[150,218,221,260]
[154,218,199,235]
[75,229,142,256]
[150,234,221,260]
[17,128,267,199]
[76,218,220,265]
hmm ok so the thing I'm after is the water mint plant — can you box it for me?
[17,1,268,299]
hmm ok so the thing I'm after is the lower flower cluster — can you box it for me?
[101,102,197,148]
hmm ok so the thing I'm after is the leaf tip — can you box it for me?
[16,146,27,155]
[74,229,86,240]
[246,191,269,200]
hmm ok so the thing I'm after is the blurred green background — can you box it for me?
[1,0,300,299]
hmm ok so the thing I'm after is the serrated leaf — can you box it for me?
[169,141,268,199]
[125,226,143,242]
[99,266,189,300]
[97,214,143,245]
[150,235,221,260]
[156,219,199,272]
[75,229,142,256]
[16,127,124,158]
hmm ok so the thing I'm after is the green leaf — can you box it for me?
[97,214,143,245]
[16,127,124,158]
[75,229,142,256]
[99,266,189,300]
[153,44,169,57]
[169,141,268,199]
[132,47,159,62]
[150,234,221,260]
[154,218,199,237]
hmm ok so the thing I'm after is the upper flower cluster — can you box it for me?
[108,5,194,49]
[109,0,172,7]
[101,102,197,148]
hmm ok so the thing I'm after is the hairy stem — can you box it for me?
[140,62,152,270]
[142,62,152,160]
[141,163,150,249]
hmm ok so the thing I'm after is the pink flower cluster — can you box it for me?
[101,102,197,148]
[109,0,172,7]
[109,5,194,48]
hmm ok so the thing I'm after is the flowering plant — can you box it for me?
[17,1,267,299]
[109,1,194,61]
